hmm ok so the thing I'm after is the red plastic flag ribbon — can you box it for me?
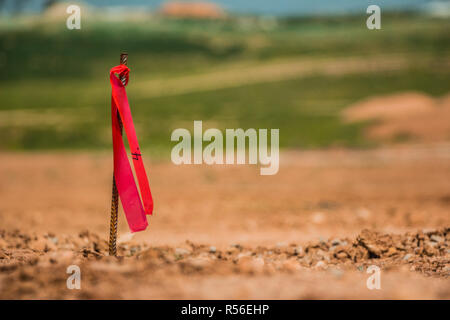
[110,64,153,232]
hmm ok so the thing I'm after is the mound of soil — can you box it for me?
[343,92,450,142]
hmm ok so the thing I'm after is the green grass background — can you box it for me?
[0,13,449,155]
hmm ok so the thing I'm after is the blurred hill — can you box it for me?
[43,2,91,21]
[344,92,450,143]
[159,1,225,19]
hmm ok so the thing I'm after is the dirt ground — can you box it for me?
[0,143,449,299]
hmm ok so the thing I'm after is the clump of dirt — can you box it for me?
[1,151,448,299]
[1,228,448,276]
[0,228,448,299]
[342,92,450,142]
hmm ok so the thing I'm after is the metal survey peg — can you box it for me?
[109,52,128,256]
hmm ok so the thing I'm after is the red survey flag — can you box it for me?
[110,64,153,232]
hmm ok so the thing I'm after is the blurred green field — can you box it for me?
[0,13,449,154]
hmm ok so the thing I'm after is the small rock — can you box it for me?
[335,251,348,260]
[386,247,397,257]
[424,245,438,256]
[184,257,211,270]
[430,235,444,243]
[48,237,58,245]
[428,241,438,247]
[316,249,327,258]
[293,246,304,256]
[0,249,9,259]
[209,246,216,253]
[70,237,86,249]
[174,248,190,259]
[130,246,140,255]
[366,244,382,257]
[276,242,287,249]
[314,261,327,269]
[402,253,413,261]
[331,239,341,246]
[236,252,251,260]
[300,256,313,267]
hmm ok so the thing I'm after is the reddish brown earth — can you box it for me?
[343,92,450,143]
[0,144,449,299]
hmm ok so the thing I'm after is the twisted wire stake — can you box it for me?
[109,52,128,256]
